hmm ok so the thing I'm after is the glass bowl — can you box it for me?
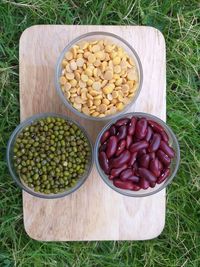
[7,113,93,199]
[55,31,143,121]
[94,112,180,197]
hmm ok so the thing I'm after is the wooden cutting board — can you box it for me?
[19,25,166,241]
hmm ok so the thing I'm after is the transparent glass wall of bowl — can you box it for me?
[55,32,143,121]
[7,113,93,199]
[94,112,180,197]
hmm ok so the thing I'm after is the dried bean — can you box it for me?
[145,126,153,142]
[129,141,148,153]
[115,118,130,127]
[113,179,134,190]
[160,130,169,142]
[139,178,150,189]
[128,117,137,135]
[109,125,117,136]
[110,150,131,168]
[149,158,161,177]
[100,130,110,144]
[109,164,128,179]
[139,154,150,168]
[120,169,133,180]
[99,151,109,174]
[148,120,164,134]
[150,182,156,188]
[133,136,140,143]
[117,125,127,141]
[115,139,126,156]
[158,160,164,171]
[157,150,171,166]
[106,136,118,159]
[135,118,147,139]
[126,175,140,183]
[148,133,161,152]
[157,168,170,184]
[126,135,132,149]
[159,140,175,158]
[131,184,141,191]
[137,148,146,158]
[149,152,155,160]
[99,142,107,152]
[138,168,157,182]
[128,152,137,166]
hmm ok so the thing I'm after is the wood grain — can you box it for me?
[19,25,166,241]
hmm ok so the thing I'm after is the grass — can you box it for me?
[0,0,199,266]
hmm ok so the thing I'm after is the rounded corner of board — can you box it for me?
[24,224,44,242]
[146,221,166,241]
[146,26,166,47]
[19,25,39,45]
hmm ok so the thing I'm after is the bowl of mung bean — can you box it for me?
[55,32,143,121]
[7,113,93,199]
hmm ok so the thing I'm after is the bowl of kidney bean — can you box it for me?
[95,112,180,197]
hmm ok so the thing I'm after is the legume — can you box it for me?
[13,117,91,194]
[98,116,175,191]
[60,39,139,117]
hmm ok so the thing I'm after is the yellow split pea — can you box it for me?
[59,39,139,117]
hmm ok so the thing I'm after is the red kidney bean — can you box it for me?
[106,136,118,159]
[100,130,110,144]
[133,169,140,177]
[160,130,169,142]
[133,162,138,169]
[99,151,109,174]
[128,117,137,135]
[120,169,133,181]
[139,154,150,168]
[129,141,149,153]
[109,164,128,179]
[148,120,164,134]
[159,140,175,158]
[157,150,171,166]
[113,179,134,190]
[149,158,161,177]
[139,178,150,189]
[126,135,132,149]
[115,118,130,127]
[131,184,141,191]
[150,182,156,188]
[115,139,126,156]
[128,152,137,166]
[137,148,146,158]
[99,142,107,152]
[133,162,139,175]
[111,150,131,168]
[135,118,148,139]
[117,125,127,141]
[132,136,141,143]
[145,126,153,142]
[149,152,155,160]
[127,175,140,183]
[148,133,161,152]
[138,168,157,182]
[109,125,117,136]
[158,160,164,171]
[157,168,170,184]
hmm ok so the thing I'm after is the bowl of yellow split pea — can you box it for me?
[55,32,143,121]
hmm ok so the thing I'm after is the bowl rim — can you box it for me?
[55,31,143,121]
[94,112,180,197]
[6,113,94,199]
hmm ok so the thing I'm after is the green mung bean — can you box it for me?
[13,117,91,194]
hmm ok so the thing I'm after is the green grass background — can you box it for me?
[0,0,199,266]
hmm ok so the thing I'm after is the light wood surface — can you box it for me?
[19,25,166,241]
